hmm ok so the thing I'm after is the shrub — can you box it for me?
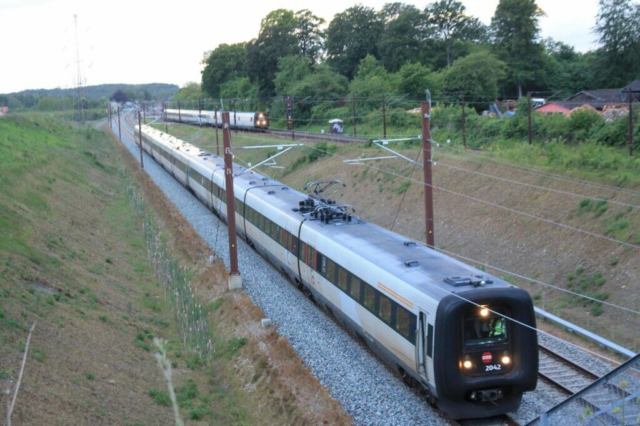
[149,388,171,407]
[567,109,604,140]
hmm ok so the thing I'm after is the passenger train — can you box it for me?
[164,108,269,130]
[135,123,538,420]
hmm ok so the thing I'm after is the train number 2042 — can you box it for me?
[485,364,502,372]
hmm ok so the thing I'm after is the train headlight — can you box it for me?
[480,306,489,317]
[501,355,511,365]
[463,360,473,369]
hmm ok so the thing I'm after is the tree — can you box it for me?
[295,10,325,62]
[283,64,349,119]
[443,51,506,109]
[110,89,129,103]
[274,56,313,96]
[201,43,247,98]
[593,0,640,87]
[246,9,300,97]
[491,0,546,97]
[325,5,384,79]
[173,82,202,101]
[396,62,440,99]
[426,0,488,67]
[219,78,258,109]
[349,55,395,111]
[378,4,430,72]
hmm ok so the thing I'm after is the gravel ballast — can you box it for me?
[112,119,608,425]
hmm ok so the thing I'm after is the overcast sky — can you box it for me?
[0,0,601,94]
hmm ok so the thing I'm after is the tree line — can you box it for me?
[191,0,640,109]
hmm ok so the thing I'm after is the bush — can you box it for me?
[567,109,604,141]
[148,388,171,406]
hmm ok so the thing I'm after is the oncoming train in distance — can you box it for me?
[135,123,538,420]
[164,108,269,130]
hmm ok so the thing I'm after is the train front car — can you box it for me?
[433,285,538,419]
[254,112,269,129]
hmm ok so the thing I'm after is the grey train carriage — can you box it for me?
[137,124,538,420]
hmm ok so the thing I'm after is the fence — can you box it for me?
[124,174,214,365]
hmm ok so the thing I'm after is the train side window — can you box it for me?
[310,247,317,269]
[395,306,411,339]
[300,242,307,262]
[379,294,392,325]
[338,267,348,292]
[326,258,336,284]
[320,255,327,275]
[291,235,298,255]
[363,284,375,312]
[349,275,362,301]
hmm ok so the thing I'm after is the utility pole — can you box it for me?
[142,101,146,123]
[233,100,237,133]
[382,95,387,139]
[461,92,467,148]
[164,102,168,134]
[628,89,634,157]
[137,110,144,169]
[107,102,111,125]
[527,92,532,145]
[117,106,121,141]
[421,98,435,248]
[352,97,357,137]
[221,112,242,290]
[72,14,84,123]
[215,106,220,156]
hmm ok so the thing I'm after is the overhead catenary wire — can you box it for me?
[302,144,640,251]
[200,133,640,316]
[436,143,640,198]
[421,148,640,210]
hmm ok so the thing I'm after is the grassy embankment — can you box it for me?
[0,113,349,425]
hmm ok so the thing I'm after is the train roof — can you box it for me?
[142,125,513,302]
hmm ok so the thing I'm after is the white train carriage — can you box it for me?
[165,109,269,130]
[137,124,538,420]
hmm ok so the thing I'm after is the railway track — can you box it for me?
[537,344,638,425]
[538,343,599,395]
[264,128,369,144]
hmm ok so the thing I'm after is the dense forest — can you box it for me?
[184,0,640,108]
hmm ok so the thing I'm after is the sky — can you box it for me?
[0,0,601,94]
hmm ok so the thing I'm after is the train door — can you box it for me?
[416,312,429,382]
[208,171,215,208]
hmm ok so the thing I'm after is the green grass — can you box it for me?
[224,337,247,359]
[148,388,171,407]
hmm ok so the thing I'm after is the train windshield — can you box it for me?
[464,315,507,347]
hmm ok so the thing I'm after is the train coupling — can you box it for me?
[469,388,504,403]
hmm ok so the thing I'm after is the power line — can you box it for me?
[437,143,640,197]
[426,151,640,210]
[302,144,640,251]
[146,117,637,361]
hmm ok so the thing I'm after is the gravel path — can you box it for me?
[110,119,607,425]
